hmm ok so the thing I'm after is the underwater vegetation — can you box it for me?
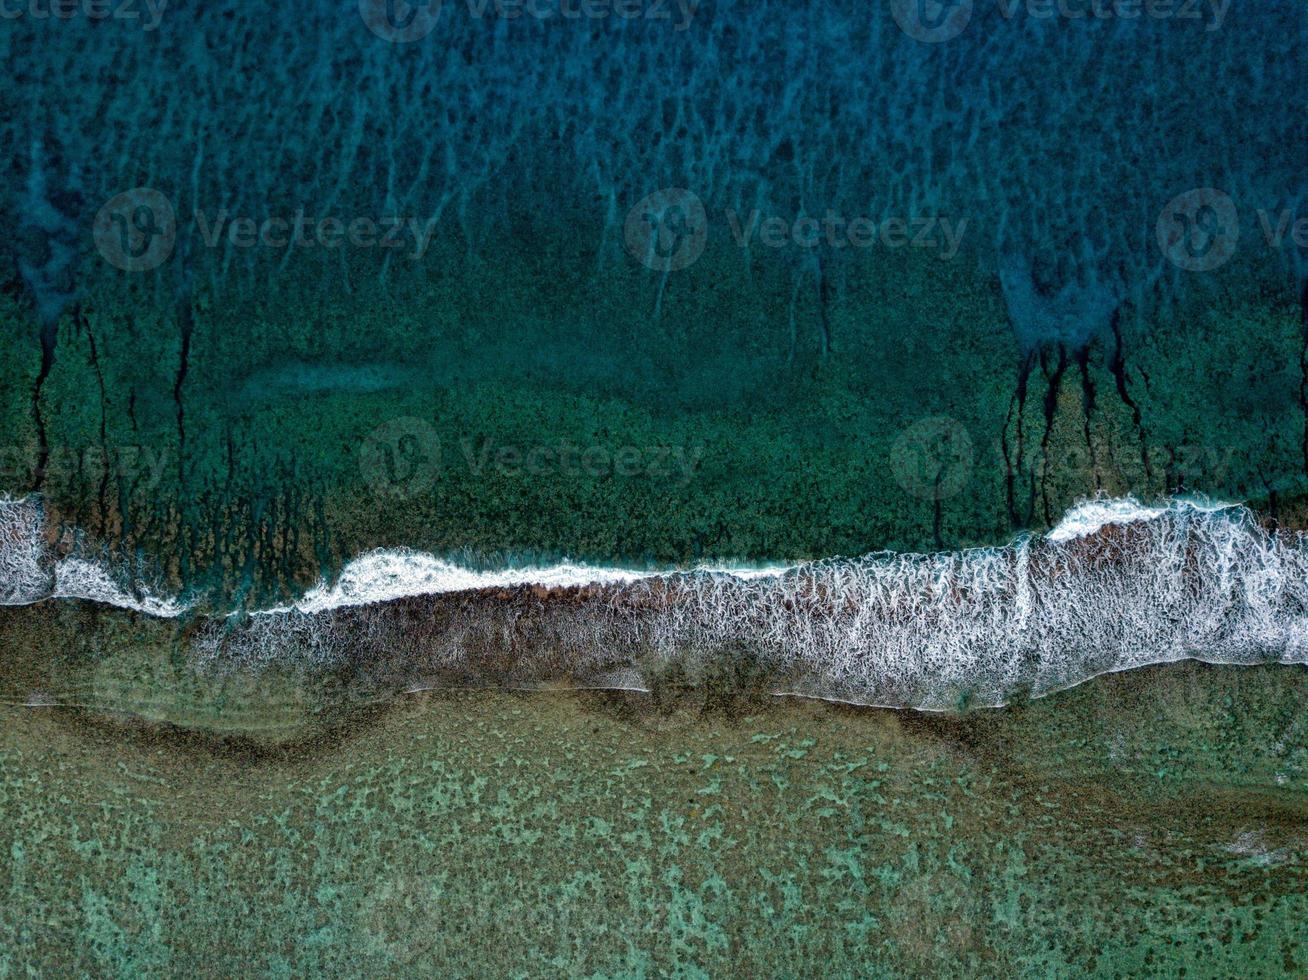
[2,1,1308,975]
[0,1,1306,599]
[1,661,1306,976]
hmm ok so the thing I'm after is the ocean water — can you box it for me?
[3,0,1308,974]
[5,491,1307,713]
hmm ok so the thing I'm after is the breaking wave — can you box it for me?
[3,492,1307,710]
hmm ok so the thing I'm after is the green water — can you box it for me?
[1,663,1305,976]
[4,3,1308,973]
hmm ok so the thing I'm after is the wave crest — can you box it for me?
[4,494,1305,710]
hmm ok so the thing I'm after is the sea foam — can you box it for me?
[0,496,51,606]
[264,551,792,617]
[3,493,1305,709]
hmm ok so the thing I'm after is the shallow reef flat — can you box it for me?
[4,4,1307,973]
[5,251,1305,607]
[4,2,1306,604]
[0,660,1304,976]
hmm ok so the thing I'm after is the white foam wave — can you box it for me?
[257,551,794,616]
[1,496,190,616]
[0,496,52,605]
[5,493,1308,709]
[52,557,191,618]
[197,497,1308,709]
[1046,493,1236,543]
[1,495,792,617]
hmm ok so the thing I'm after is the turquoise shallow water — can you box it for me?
[0,665,1306,976]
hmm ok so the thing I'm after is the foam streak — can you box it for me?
[4,494,1306,709]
